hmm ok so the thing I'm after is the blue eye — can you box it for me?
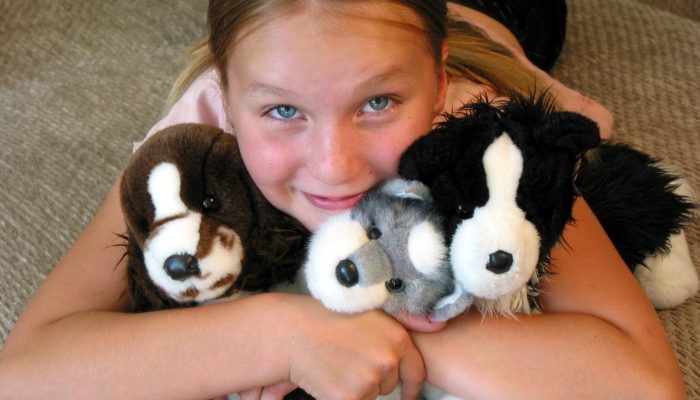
[365,96,390,112]
[269,105,299,119]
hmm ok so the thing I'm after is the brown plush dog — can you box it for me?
[120,123,309,311]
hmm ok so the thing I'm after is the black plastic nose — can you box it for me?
[164,254,200,281]
[486,250,513,274]
[336,259,359,287]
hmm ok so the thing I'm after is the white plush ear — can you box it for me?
[431,284,473,322]
[380,178,432,202]
[407,221,447,276]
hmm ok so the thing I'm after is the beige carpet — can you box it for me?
[1,0,698,397]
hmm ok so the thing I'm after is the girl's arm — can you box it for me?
[0,180,425,400]
[413,198,687,399]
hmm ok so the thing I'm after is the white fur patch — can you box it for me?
[407,221,447,275]
[145,219,245,303]
[144,212,202,297]
[304,213,387,312]
[148,162,187,219]
[144,162,244,303]
[450,134,540,301]
[635,230,699,309]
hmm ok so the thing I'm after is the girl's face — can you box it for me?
[226,3,447,230]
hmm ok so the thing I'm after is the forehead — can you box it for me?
[227,2,435,95]
[233,1,428,46]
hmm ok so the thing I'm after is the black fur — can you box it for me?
[400,93,600,311]
[576,142,695,270]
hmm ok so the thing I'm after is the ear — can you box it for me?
[430,284,473,322]
[536,111,601,153]
[399,102,500,181]
[379,178,432,202]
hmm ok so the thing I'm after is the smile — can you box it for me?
[303,192,366,211]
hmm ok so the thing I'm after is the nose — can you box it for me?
[308,121,364,186]
[164,253,200,280]
[336,259,359,287]
[486,250,513,274]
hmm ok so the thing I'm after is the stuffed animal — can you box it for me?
[399,94,697,314]
[397,94,601,315]
[303,178,471,322]
[120,123,309,311]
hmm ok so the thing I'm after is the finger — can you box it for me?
[260,381,299,400]
[378,365,400,396]
[393,311,447,333]
[398,339,426,400]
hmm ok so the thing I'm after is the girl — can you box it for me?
[0,1,685,399]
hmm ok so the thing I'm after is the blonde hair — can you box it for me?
[165,0,542,111]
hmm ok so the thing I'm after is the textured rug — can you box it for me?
[1,0,698,397]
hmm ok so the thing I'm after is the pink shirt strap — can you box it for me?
[134,68,233,151]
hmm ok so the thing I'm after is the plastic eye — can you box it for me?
[385,278,404,292]
[456,204,473,219]
[368,226,382,240]
[202,196,217,211]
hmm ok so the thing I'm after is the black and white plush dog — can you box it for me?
[400,94,696,315]
[399,95,600,314]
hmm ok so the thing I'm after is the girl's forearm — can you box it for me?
[0,293,293,400]
[415,310,686,400]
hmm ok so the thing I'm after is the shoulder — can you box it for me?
[446,2,525,57]
[440,2,523,120]
[139,68,232,149]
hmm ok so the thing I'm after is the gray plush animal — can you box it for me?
[304,178,471,321]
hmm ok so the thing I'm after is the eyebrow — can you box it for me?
[245,67,411,99]
[245,82,297,98]
[358,67,412,91]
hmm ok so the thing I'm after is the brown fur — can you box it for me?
[121,124,310,312]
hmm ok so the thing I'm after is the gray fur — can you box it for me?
[349,181,456,316]
[346,240,393,285]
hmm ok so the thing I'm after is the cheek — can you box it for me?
[371,118,433,175]
[235,125,297,196]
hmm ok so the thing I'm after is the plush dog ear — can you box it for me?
[535,111,601,154]
[399,102,501,181]
[399,122,466,182]
[502,91,600,154]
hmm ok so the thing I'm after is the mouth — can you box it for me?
[303,191,366,211]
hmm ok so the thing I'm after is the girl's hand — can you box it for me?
[278,295,426,400]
